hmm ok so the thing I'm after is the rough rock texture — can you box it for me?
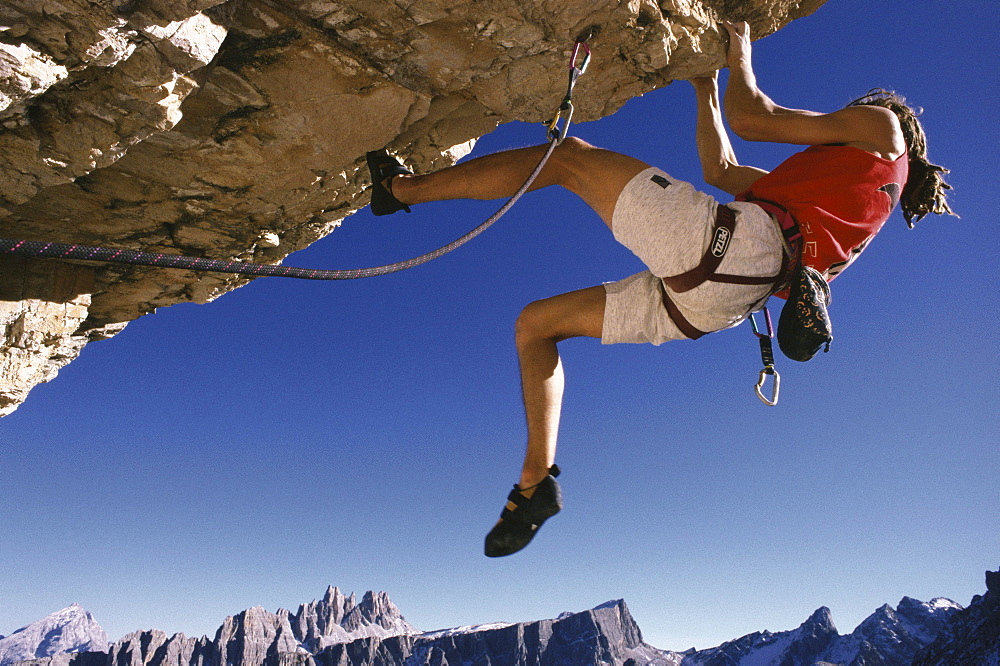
[680,597,964,666]
[10,592,676,666]
[8,579,1000,666]
[914,568,1000,666]
[0,604,109,666]
[680,606,840,666]
[100,586,418,666]
[0,0,826,414]
[315,599,677,665]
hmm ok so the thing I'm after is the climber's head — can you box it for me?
[848,89,955,227]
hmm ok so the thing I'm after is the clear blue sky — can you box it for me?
[2,0,997,653]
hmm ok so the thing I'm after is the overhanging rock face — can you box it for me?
[0,0,825,415]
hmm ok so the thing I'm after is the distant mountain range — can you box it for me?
[2,569,997,665]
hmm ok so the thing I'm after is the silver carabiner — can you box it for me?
[546,101,575,143]
[545,39,590,144]
[755,366,780,406]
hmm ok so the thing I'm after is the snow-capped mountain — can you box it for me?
[819,597,963,665]
[914,569,1000,665]
[4,570,998,665]
[680,597,964,666]
[0,604,108,666]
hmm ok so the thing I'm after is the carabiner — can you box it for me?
[749,307,774,339]
[546,39,591,144]
[749,306,779,405]
[570,40,591,78]
[547,102,575,143]
[755,366,780,406]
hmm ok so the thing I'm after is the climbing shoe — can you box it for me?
[484,464,562,557]
[366,149,412,216]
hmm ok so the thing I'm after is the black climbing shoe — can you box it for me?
[366,149,412,216]
[484,465,562,557]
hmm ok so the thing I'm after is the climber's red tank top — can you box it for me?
[737,145,909,280]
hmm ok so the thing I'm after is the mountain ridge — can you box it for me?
[4,570,998,665]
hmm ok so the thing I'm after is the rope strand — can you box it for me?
[0,36,593,280]
[0,138,559,280]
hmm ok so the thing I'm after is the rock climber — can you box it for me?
[364,21,954,557]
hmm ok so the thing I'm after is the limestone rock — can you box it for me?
[0,604,108,666]
[0,0,826,415]
[29,588,420,666]
[314,598,675,665]
[109,630,212,666]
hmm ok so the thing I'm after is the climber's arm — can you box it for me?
[691,72,768,196]
[722,21,903,156]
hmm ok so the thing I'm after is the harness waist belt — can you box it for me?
[748,198,803,296]
[658,201,803,340]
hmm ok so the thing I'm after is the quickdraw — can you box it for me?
[0,36,593,281]
[750,306,780,406]
[547,37,591,143]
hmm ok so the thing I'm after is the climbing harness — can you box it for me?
[750,307,780,406]
[0,36,592,280]
[655,198,804,406]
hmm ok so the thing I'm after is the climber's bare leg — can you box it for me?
[390,137,649,229]
[392,140,636,496]
[512,285,605,492]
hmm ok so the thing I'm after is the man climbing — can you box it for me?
[365,21,954,557]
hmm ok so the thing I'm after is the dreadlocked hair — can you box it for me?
[848,88,956,228]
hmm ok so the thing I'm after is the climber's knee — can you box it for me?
[515,287,605,348]
[547,139,650,227]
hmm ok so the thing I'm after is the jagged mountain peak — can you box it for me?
[0,604,108,666]
[288,587,416,652]
[860,602,896,627]
[802,606,837,632]
[321,586,341,604]
[681,594,969,666]
[913,568,1000,665]
[214,603,305,664]
[6,577,996,666]
[987,568,1000,594]
[340,590,416,638]
[49,605,83,617]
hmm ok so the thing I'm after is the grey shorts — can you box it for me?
[602,168,785,345]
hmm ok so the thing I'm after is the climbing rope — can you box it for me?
[0,36,591,280]
[0,140,558,281]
